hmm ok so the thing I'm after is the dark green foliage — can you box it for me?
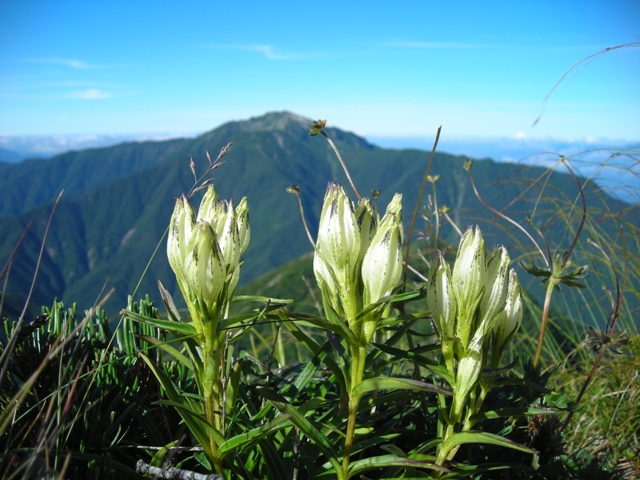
[0,299,181,479]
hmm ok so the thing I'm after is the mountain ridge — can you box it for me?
[0,111,636,322]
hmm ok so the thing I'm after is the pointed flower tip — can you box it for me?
[185,222,225,316]
[381,193,403,218]
[477,246,511,334]
[493,269,523,350]
[168,196,195,261]
[362,195,404,306]
[315,182,360,293]
[427,251,457,338]
[452,226,487,316]
[355,197,377,267]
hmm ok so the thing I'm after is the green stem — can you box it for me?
[434,380,483,475]
[202,318,223,474]
[441,384,487,466]
[434,420,457,475]
[342,345,367,478]
[532,279,558,369]
[434,395,465,476]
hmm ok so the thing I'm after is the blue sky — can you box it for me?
[0,1,639,142]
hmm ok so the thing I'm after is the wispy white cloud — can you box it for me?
[24,57,97,69]
[22,57,129,70]
[0,70,128,100]
[381,41,490,49]
[0,86,123,100]
[42,80,125,89]
[199,43,322,60]
[68,88,112,100]
[378,41,605,52]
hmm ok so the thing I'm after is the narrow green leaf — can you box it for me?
[469,407,561,424]
[493,376,552,394]
[289,313,359,346]
[257,387,337,460]
[150,439,180,468]
[283,324,347,396]
[257,438,290,479]
[388,287,426,303]
[352,377,452,398]
[440,431,537,455]
[218,414,292,458]
[481,357,519,376]
[137,335,193,371]
[409,437,441,455]
[347,454,448,478]
[123,309,197,337]
[157,279,182,322]
[373,342,454,385]
[365,316,418,366]
[138,353,218,453]
[232,294,294,305]
[352,433,402,456]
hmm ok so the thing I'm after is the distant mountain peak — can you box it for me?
[209,111,376,151]
[235,111,311,132]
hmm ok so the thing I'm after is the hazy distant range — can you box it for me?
[1,130,638,204]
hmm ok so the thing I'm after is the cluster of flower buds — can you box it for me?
[313,183,403,345]
[427,226,522,413]
[167,185,249,335]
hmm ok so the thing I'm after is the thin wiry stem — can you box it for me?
[442,211,463,237]
[0,291,113,436]
[0,218,33,283]
[320,131,362,200]
[532,279,558,369]
[0,193,64,385]
[404,126,442,284]
[287,185,315,248]
[20,191,64,323]
[405,262,429,283]
[533,42,640,128]
[561,235,626,431]
[559,157,587,265]
[431,180,441,249]
[465,165,548,266]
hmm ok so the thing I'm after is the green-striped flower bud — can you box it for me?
[196,185,220,225]
[427,251,457,341]
[184,222,226,321]
[216,200,240,270]
[476,246,510,337]
[236,197,250,256]
[361,194,403,343]
[427,250,457,375]
[492,269,523,354]
[355,197,377,271]
[314,183,360,320]
[168,187,250,327]
[313,250,342,316]
[167,195,196,299]
[362,194,403,306]
[452,226,487,349]
[452,336,483,420]
[227,197,250,295]
[195,186,250,297]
